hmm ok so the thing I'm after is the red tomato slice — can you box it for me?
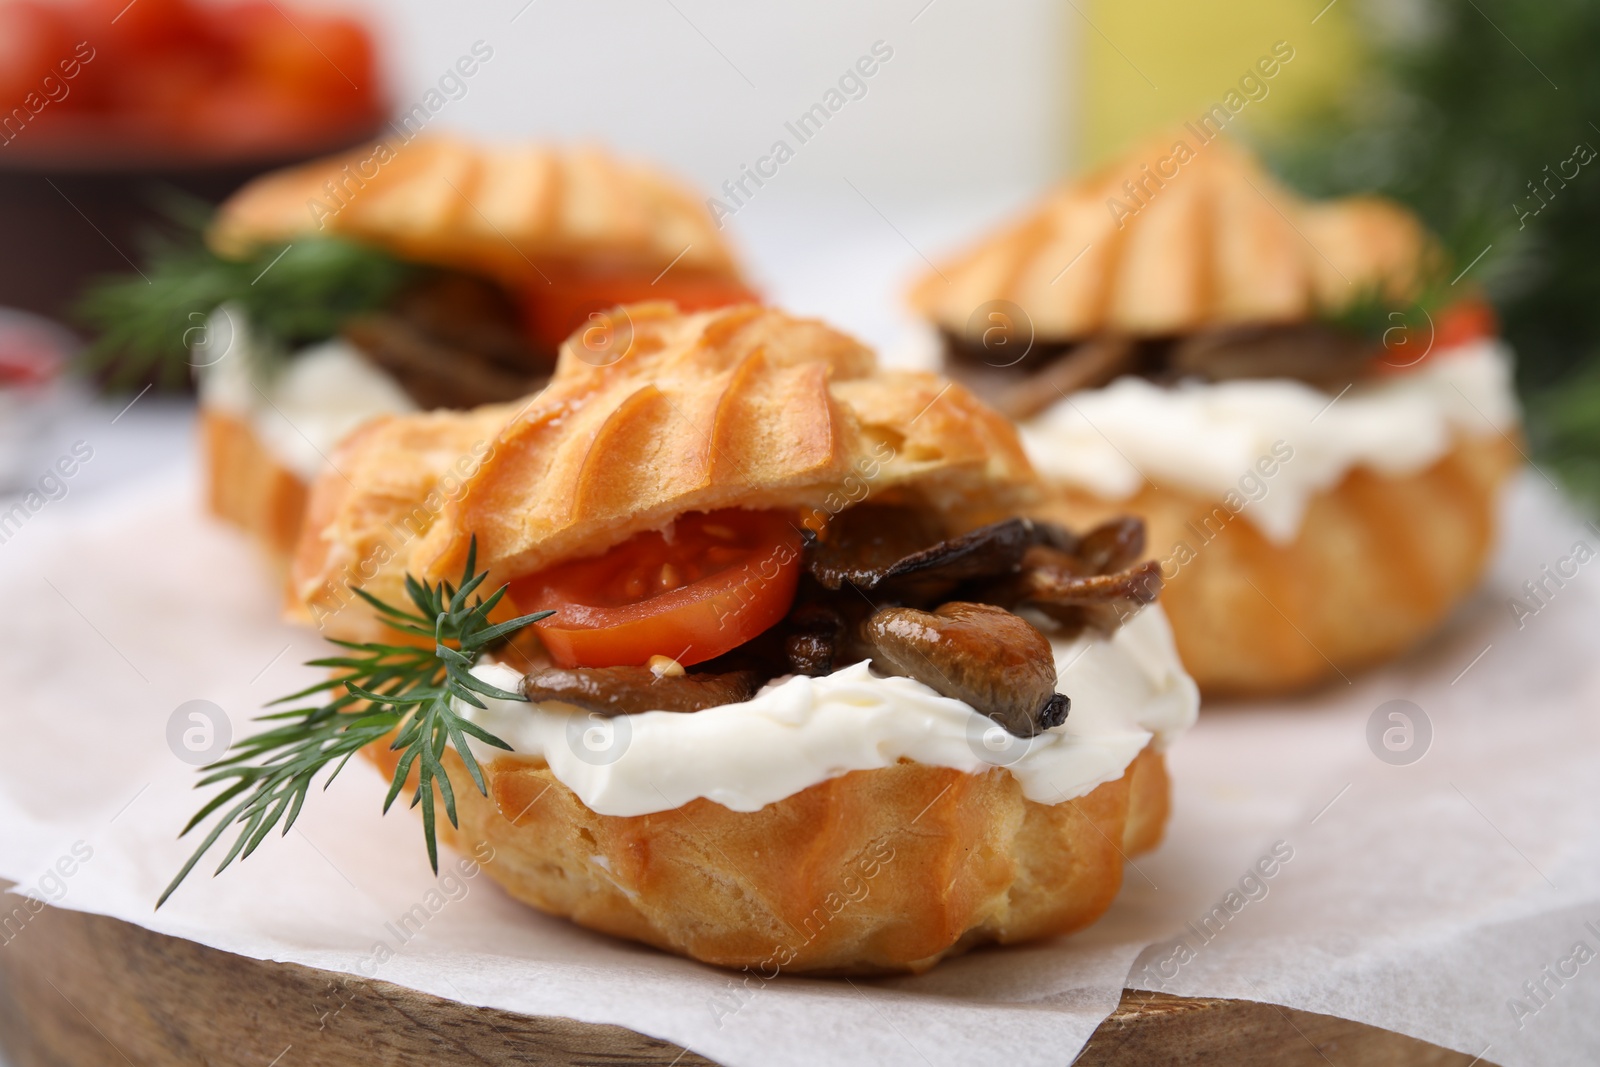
[1377,298,1498,374]
[1433,298,1498,351]
[521,269,758,352]
[509,509,802,669]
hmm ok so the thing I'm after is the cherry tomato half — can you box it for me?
[1433,298,1498,352]
[509,509,803,669]
[1377,297,1498,375]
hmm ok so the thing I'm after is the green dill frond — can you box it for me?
[1530,368,1600,513]
[158,537,551,907]
[77,214,415,391]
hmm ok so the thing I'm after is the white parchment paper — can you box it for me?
[2,462,1596,1067]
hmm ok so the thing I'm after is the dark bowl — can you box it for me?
[0,119,389,327]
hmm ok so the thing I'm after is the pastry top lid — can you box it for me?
[909,130,1435,343]
[290,303,1036,637]
[209,133,744,288]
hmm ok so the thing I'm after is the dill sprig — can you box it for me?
[1530,367,1600,512]
[76,215,414,391]
[158,538,550,907]
[1318,260,1461,351]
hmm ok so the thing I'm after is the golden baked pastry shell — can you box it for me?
[200,407,308,565]
[1032,434,1519,696]
[291,304,1038,641]
[366,742,1170,975]
[209,133,744,288]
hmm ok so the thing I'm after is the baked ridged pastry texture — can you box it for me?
[199,409,308,564]
[1032,435,1518,695]
[291,303,1037,638]
[365,743,1169,975]
[209,134,743,285]
[909,130,1433,342]
[290,400,521,637]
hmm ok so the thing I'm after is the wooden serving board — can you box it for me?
[0,899,1494,1067]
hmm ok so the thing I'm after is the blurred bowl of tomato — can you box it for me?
[0,0,389,324]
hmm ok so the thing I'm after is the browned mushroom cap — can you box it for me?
[802,506,1157,631]
[1168,322,1376,392]
[806,504,947,591]
[344,314,547,409]
[522,666,762,717]
[1009,548,1163,635]
[1018,553,1163,603]
[872,518,1039,595]
[991,335,1139,420]
[808,506,1073,605]
[341,272,554,409]
[861,602,1067,737]
[1073,516,1146,573]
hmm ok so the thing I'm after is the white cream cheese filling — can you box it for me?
[1019,339,1520,543]
[452,604,1198,818]
[194,304,416,482]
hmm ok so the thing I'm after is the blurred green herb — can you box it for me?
[1319,274,1454,349]
[1530,370,1600,515]
[77,214,414,391]
[1265,0,1600,503]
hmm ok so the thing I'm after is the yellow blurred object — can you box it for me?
[1074,0,1361,167]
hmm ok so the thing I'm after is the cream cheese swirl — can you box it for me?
[1018,339,1520,543]
[453,605,1198,818]
[194,304,416,482]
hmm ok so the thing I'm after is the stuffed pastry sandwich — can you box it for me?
[909,131,1520,696]
[85,133,754,561]
[249,302,1198,975]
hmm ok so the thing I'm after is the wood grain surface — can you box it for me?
[0,898,1496,1066]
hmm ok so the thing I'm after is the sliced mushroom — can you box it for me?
[344,313,546,409]
[1017,552,1163,603]
[992,335,1139,420]
[521,666,761,717]
[1009,549,1163,635]
[1074,516,1146,574]
[341,271,554,408]
[945,317,1384,405]
[873,518,1038,592]
[389,271,552,370]
[1167,322,1375,392]
[846,517,1077,611]
[802,505,1146,614]
[862,602,1067,737]
[806,504,946,591]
